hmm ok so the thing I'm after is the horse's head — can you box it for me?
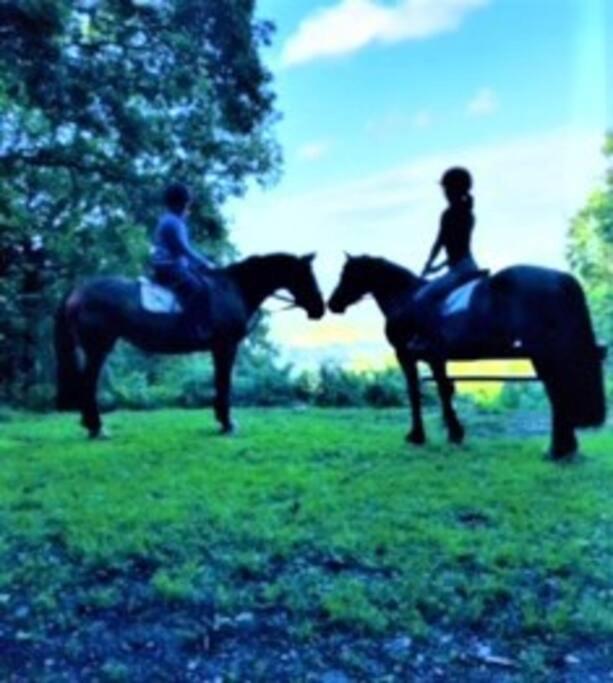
[328,254,373,314]
[329,254,421,314]
[285,253,326,320]
[225,253,325,320]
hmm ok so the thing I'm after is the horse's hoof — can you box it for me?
[545,448,581,463]
[219,422,238,436]
[448,424,465,445]
[406,430,426,445]
[88,428,111,441]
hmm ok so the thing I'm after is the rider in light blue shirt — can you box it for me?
[150,182,214,339]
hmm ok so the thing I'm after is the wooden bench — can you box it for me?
[421,343,607,383]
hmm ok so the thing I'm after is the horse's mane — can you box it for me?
[222,252,297,277]
[353,255,422,289]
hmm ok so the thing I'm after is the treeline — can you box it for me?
[16,347,557,414]
[567,134,613,360]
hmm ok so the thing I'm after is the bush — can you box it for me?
[314,363,366,407]
[450,381,548,416]
[363,368,406,407]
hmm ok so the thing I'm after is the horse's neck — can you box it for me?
[369,265,421,317]
[227,257,288,315]
[371,287,413,317]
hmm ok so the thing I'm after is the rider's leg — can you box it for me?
[410,259,483,354]
[178,269,212,342]
[151,264,210,341]
[407,273,457,354]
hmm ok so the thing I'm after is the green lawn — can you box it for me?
[0,408,611,681]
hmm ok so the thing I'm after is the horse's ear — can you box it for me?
[344,251,353,261]
[302,252,316,263]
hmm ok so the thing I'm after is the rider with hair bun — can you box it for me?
[409,167,480,350]
[422,167,478,282]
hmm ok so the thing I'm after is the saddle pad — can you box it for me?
[138,277,183,314]
[441,279,480,317]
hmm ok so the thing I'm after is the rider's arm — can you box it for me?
[421,225,446,276]
[165,217,215,270]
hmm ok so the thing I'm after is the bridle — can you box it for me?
[245,292,300,335]
[269,291,299,312]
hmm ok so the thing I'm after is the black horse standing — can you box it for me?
[329,255,606,459]
[55,253,324,437]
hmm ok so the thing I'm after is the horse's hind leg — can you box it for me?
[80,348,110,439]
[533,356,578,459]
[550,409,578,460]
[396,349,425,445]
[430,359,464,444]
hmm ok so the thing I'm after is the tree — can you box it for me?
[0,0,281,399]
[567,133,613,353]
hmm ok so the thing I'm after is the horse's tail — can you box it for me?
[54,294,82,411]
[556,276,606,428]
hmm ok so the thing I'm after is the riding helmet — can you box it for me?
[164,182,191,212]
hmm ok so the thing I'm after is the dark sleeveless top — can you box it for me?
[439,203,474,267]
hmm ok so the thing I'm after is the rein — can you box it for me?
[245,292,298,335]
[268,292,299,313]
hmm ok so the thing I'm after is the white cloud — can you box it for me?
[281,0,489,67]
[227,127,605,365]
[466,87,499,117]
[297,140,331,161]
[366,109,433,139]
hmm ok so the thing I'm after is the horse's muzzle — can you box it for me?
[307,302,326,320]
[327,297,345,314]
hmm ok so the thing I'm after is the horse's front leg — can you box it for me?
[396,349,426,445]
[429,359,464,444]
[80,349,109,439]
[212,344,238,434]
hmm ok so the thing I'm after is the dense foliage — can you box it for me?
[567,133,613,355]
[0,0,280,400]
[99,360,424,412]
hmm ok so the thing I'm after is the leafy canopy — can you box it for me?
[567,133,613,349]
[0,0,281,397]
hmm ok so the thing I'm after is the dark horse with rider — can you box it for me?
[329,168,606,459]
[55,182,325,438]
[55,175,606,459]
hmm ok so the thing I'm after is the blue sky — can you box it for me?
[227,0,611,368]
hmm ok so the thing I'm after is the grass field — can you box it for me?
[0,407,611,681]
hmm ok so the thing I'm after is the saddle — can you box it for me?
[138,277,183,314]
[440,269,489,317]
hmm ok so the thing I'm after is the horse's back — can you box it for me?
[77,275,139,302]
[490,264,576,295]
[480,264,596,349]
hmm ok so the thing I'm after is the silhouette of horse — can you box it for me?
[55,253,325,438]
[328,255,606,459]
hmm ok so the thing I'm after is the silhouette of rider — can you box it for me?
[409,167,480,350]
[151,182,214,340]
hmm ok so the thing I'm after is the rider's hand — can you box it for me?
[426,261,447,276]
